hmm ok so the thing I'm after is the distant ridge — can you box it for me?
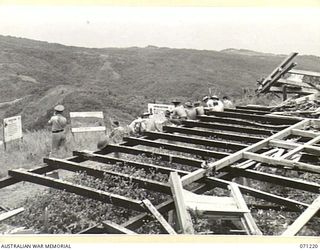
[1,34,320,130]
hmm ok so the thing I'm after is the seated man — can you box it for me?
[222,96,234,109]
[211,95,224,112]
[194,101,205,116]
[170,99,187,125]
[185,101,197,120]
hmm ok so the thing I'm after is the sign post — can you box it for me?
[2,115,23,150]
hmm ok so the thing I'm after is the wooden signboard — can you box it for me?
[148,103,174,115]
[2,115,23,150]
[70,111,106,135]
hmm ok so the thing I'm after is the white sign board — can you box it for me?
[3,116,23,143]
[287,73,304,83]
[70,111,106,134]
[148,103,174,115]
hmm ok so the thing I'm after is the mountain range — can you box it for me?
[1,35,320,130]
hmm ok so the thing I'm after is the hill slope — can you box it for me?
[1,35,320,130]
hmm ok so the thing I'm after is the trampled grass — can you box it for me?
[0,128,107,178]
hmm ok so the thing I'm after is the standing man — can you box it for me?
[48,105,67,155]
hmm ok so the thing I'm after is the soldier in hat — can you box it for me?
[48,104,67,155]
[211,95,224,112]
[170,99,187,125]
[185,101,197,120]
[194,101,205,116]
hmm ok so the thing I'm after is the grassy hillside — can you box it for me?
[1,35,320,130]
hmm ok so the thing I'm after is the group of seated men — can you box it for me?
[97,96,234,149]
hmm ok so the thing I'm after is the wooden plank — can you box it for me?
[169,172,194,234]
[205,110,297,125]
[0,207,24,222]
[292,129,320,138]
[144,131,246,151]
[181,119,308,186]
[281,134,320,160]
[269,86,316,95]
[277,78,315,89]
[198,115,287,130]
[290,69,320,78]
[228,167,320,193]
[123,136,229,159]
[236,105,272,112]
[243,152,320,174]
[106,144,203,168]
[270,139,320,156]
[258,55,298,93]
[229,183,262,235]
[70,111,104,118]
[8,169,145,211]
[225,108,270,115]
[71,126,106,133]
[164,125,261,143]
[282,196,320,236]
[44,157,172,194]
[206,177,309,211]
[121,183,207,231]
[142,199,177,235]
[101,220,137,234]
[73,150,191,176]
[0,165,54,189]
[182,120,272,136]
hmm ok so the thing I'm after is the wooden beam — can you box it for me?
[163,126,261,143]
[142,199,177,235]
[8,169,145,211]
[290,69,320,78]
[292,129,320,138]
[73,150,191,175]
[180,120,308,186]
[121,183,207,230]
[101,220,137,234]
[44,157,172,195]
[205,177,309,211]
[144,131,246,151]
[197,115,286,130]
[225,108,270,115]
[0,207,24,222]
[282,196,320,236]
[164,125,261,143]
[123,137,229,159]
[258,52,298,93]
[243,152,320,174]
[205,110,297,125]
[228,167,320,193]
[229,183,262,235]
[169,172,194,234]
[281,134,320,160]
[236,105,272,112]
[182,120,272,136]
[0,165,55,189]
[105,144,203,168]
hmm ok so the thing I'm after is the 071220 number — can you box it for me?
[300,244,318,248]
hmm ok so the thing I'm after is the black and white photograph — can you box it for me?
[0,1,320,242]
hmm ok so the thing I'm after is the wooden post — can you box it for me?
[282,85,288,101]
[43,206,49,233]
[142,199,177,234]
[169,172,194,234]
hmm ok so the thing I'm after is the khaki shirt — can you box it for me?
[48,114,67,132]
[185,108,197,120]
[195,106,205,116]
[172,105,187,119]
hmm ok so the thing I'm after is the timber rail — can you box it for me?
[1,106,319,235]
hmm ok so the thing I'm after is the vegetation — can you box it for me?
[1,35,320,131]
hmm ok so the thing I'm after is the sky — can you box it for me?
[0,6,320,56]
